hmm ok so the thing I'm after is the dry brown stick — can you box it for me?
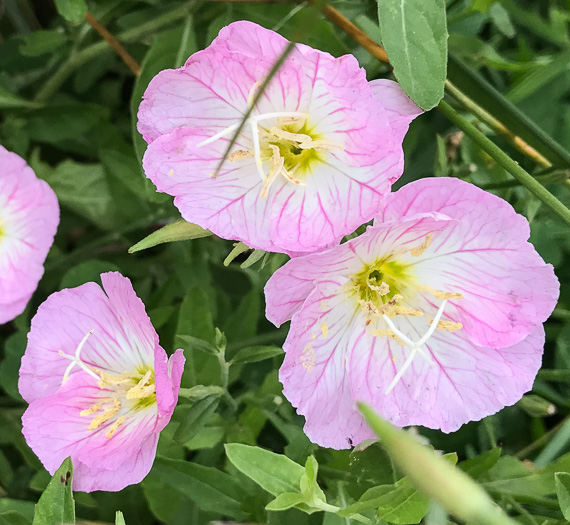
[320,4,389,63]
[85,11,142,75]
[321,3,561,174]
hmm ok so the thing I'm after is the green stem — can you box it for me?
[487,490,560,510]
[438,99,570,226]
[516,415,570,459]
[445,80,551,168]
[537,370,570,383]
[34,4,193,102]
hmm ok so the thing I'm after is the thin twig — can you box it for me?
[320,4,389,63]
[85,11,141,75]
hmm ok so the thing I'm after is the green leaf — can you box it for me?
[54,0,87,23]
[129,219,211,253]
[377,0,447,109]
[266,492,307,511]
[459,447,502,480]
[19,31,67,57]
[0,512,30,525]
[225,444,304,496]
[0,332,26,401]
[115,511,126,525]
[32,458,75,525]
[151,457,246,519]
[172,395,220,445]
[176,335,217,355]
[0,86,41,109]
[231,346,284,365]
[555,472,570,521]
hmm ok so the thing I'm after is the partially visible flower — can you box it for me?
[19,272,185,492]
[138,21,421,255]
[265,178,559,449]
[0,146,59,323]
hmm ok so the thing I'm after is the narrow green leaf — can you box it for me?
[377,0,447,109]
[555,472,570,521]
[0,87,42,109]
[19,31,68,57]
[459,447,502,479]
[225,443,304,496]
[175,335,217,355]
[172,395,220,445]
[151,457,246,519]
[224,242,250,266]
[178,385,225,401]
[231,346,284,365]
[32,458,75,525]
[115,511,126,525]
[240,249,266,269]
[54,0,87,23]
[266,492,307,511]
[129,219,211,253]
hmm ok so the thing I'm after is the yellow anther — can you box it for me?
[106,416,126,439]
[369,328,406,347]
[390,305,424,317]
[98,371,130,388]
[88,398,121,430]
[410,233,433,257]
[298,139,344,151]
[419,284,463,300]
[321,322,329,338]
[126,370,156,400]
[367,280,390,296]
[80,402,103,417]
[228,149,253,162]
[430,319,463,332]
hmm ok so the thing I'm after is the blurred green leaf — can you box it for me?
[172,395,220,445]
[32,458,75,525]
[115,511,126,525]
[0,332,26,401]
[54,0,88,23]
[377,0,447,109]
[555,472,570,521]
[151,457,246,519]
[266,492,307,511]
[19,31,67,57]
[231,346,284,365]
[459,447,502,479]
[225,443,304,496]
[60,260,121,289]
[0,513,30,525]
[129,220,211,253]
[0,87,41,109]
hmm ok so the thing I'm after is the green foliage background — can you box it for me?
[1,0,570,523]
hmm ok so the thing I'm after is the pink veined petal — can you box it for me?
[265,245,362,327]
[72,433,159,492]
[19,275,156,403]
[0,293,31,324]
[369,79,423,146]
[381,179,560,347]
[349,319,545,433]
[155,348,185,421]
[265,213,452,326]
[280,279,376,449]
[376,177,531,242]
[21,373,160,482]
[0,146,59,312]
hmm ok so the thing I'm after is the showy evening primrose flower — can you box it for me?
[19,272,184,492]
[0,146,59,323]
[138,21,421,254]
[265,178,559,449]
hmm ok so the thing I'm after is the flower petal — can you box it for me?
[381,179,559,347]
[21,373,159,486]
[349,319,544,433]
[155,347,185,421]
[280,279,376,449]
[0,146,59,310]
[369,79,423,145]
[19,275,156,403]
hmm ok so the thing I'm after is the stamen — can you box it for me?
[269,127,312,144]
[126,370,156,400]
[59,330,99,383]
[196,123,240,147]
[250,121,266,181]
[260,146,285,199]
[298,139,344,151]
[98,371,130,388]
[106,416,126,439]
[88,398,121,430]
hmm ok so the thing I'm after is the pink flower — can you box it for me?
[0,146,59,323]
[137,21,421,254]
[265,178,559,449]
[19,272,185,492]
